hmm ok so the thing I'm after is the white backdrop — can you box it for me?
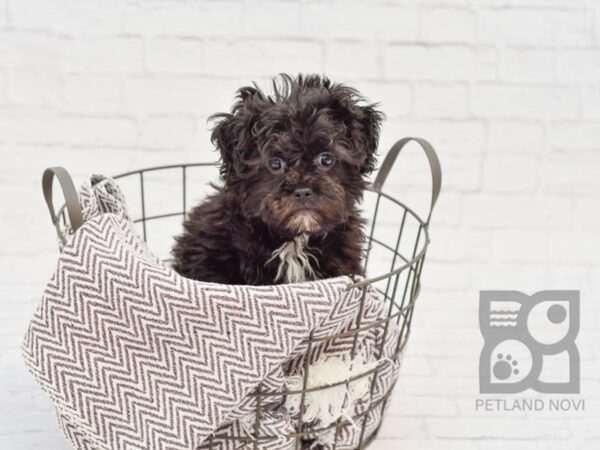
[1,1,599,449]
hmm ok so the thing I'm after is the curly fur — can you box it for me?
[172,74,384,285]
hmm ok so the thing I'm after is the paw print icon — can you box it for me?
[479,291,580,394]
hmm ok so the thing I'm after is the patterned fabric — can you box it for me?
[22,175,403,450]
[211,317,401,450]
[56,175,135,250]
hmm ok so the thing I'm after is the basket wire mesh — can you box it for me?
[52,138,441,450]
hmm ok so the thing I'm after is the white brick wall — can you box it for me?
[1,1,599,449]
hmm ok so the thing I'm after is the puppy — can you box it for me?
[172,74,383,285]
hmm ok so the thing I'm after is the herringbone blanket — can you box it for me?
[23,176,401,450]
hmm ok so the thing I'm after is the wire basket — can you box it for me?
[48,137,441,450]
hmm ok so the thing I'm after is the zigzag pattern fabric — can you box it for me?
[203,322,401,450]
[22,175,403,450]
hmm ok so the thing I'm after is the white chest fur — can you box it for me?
[267,233,318,283]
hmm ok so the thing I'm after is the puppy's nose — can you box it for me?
[294,187,313,201]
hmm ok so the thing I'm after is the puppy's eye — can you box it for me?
[316,152,335,169]
[268,157,286,174]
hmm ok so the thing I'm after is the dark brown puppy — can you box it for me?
[172,74,383,285]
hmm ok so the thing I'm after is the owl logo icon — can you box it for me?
[479,290,580,394]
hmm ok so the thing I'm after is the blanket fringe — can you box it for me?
[284,349,389,447]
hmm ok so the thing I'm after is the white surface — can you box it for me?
[1,1,599,449]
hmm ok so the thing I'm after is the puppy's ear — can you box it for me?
[328,83,384,175]
[210,87,262,183]
[354,103,384,175]
[210,113,237,182]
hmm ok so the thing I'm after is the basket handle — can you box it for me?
[372,137,442,225]
[42,167,84,244]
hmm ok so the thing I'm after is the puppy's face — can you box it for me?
[243,127,361,236]
[211,75,383,238]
